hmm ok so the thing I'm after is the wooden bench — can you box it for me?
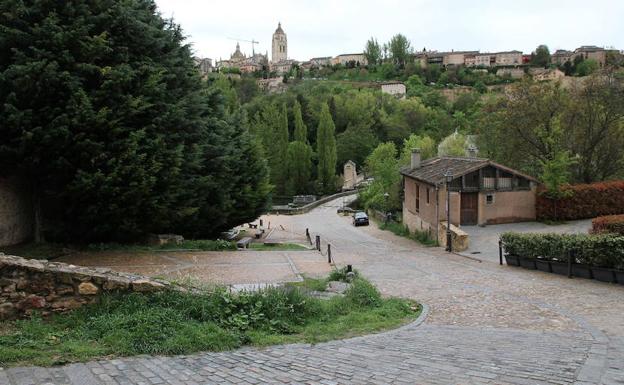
[236,237,253,249]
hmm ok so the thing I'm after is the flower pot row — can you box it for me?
[504,254,624,284]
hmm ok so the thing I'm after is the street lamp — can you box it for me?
[444,170,453,252]
[383,192,390,223]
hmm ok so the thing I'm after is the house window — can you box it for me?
[426,188,430,204]
[415,184,420,213]
[486,193,495,205]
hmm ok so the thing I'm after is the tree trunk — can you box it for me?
[32,184,44,243]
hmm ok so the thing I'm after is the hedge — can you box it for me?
[500,232,624,270]
[536,181,624,220]
[592,215,624,235]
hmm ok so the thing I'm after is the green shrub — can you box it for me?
[346,278,382,307]
[328,266,359,282]
[500,232,624,269]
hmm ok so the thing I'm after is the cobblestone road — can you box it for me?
[2,198,623,384]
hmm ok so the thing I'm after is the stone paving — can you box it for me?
[2,197,624,384]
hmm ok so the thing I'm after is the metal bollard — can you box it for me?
[327,244,332,263]
[498,240,503,265]
[315,235,321,251]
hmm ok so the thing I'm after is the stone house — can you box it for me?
[380,82,406,99]
[400,150,538,239]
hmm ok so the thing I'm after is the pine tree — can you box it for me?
[316,103,337,194]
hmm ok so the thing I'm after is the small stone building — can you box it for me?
[400,150,538,238]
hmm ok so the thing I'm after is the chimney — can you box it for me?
[466,145,478,158]
[411,148,421,169]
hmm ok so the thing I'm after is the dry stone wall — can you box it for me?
[0,254,170,320]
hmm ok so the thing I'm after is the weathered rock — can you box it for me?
[103,278,131,291]
[78,282,99,295]
[132,279,166,292]
[56,285,75,295]
[327,281,351,294]
[0,302,16,320]
[17,294,46,310]
[50,297,86,310]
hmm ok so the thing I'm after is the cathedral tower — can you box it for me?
[271,22,287,63]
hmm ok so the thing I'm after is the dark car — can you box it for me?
[352,211,369,226]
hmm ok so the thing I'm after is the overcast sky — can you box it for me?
[155,0,623,61]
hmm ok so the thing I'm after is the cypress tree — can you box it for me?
[293,100,308,143]
[285,141,313,195]
[316,104,338,194]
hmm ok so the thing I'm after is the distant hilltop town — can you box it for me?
[193,23,621,78]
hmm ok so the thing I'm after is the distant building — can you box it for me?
[551,49,573,65]
[310,56,332,67]
[217,42,268,74]
[381,82,406,99]
[572,45,608,66]
[443,51,478,66]
[493,51,523,66]
[332,53,368,66]
[271,22,287,63]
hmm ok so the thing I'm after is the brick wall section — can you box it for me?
[0,254,170,320]
[0,176,33,246]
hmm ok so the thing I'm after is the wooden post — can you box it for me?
[568,249,574,278]
[327,244,332,263]
[315,235,320,251]
[499,239,503,265]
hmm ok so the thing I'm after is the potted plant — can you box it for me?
[549,258,569,276]
[504,254,520,266]
[535,258,552,273]
[518,255,537,270]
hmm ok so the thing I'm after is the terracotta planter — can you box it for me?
[504,254,520,266]
[614,270,624,285]
[518,256,537,270]
[535,259,552,273]
[571,264,593,279]
[591,267,616,283]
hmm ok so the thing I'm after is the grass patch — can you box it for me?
[0,277,419,367]
[378,220,439,247]
[248,243,309,251]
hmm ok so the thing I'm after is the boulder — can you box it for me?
[78,282,99,295]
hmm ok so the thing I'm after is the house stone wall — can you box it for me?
[0,177,33,247]
[478,187,537,225]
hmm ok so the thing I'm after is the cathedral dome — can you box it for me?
[274,22,284,34]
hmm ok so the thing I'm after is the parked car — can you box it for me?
[352,211,369,226]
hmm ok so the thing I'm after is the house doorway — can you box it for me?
[460,192,478,225]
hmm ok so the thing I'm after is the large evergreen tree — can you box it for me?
[292,101,308,143]
[316,104,337,194]
[0,0,269,242]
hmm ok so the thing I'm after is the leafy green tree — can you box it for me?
[438,132,468,156]
[399,135,437,166]
[364,37,382,66]
[0,0,269,242]
[575,59,599,76]
[531,45,551,67]
[360,142,401,211]
[316,104,337,193]
[336,123,379,168]
[388,34,412,67]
